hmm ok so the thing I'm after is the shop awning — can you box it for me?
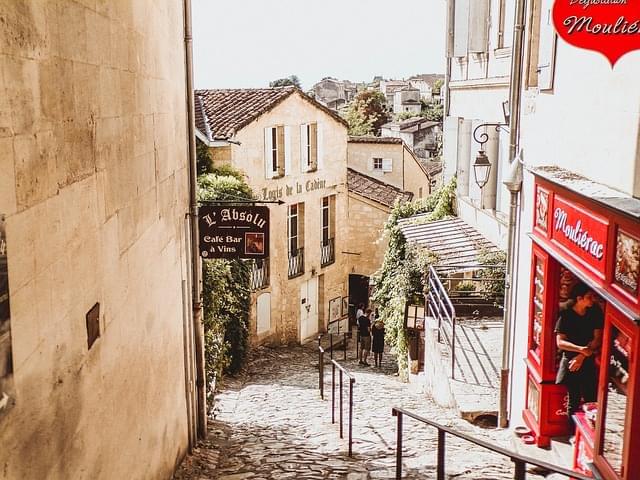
[397,216,503,270]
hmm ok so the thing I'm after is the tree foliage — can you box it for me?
[420,100,444,122]
[344,90,390,136]
[269,75,301,88]
[432,79,444,95]
[196,138,213,176]
[372,177,457,379]
[198,166,253,409]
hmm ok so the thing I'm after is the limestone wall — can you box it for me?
[345,194,390,277]
[0,1,190,478]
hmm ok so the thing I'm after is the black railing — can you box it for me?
[426,266,457,378]
[320,238,335,267]
[317,339,355,457]
[392,406,601,480]
[288,247,304,278]
[250,258,269,290]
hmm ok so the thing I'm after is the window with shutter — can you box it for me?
[536,0,557,91]
[309,123,318,171]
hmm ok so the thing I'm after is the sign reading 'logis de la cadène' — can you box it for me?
[199,205,270,259]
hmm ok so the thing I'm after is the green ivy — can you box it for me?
[476,248,507,302]
[372,177,457,379]
[198,167,254,409]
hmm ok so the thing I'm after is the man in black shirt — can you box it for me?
[555,283,603,422]
[357,308,372,366]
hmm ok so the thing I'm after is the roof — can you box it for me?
[419,159,443,177]
[347,168,413,207]
[194,87,348,141]
[381,117,440,132]
[397,217,502,270]
[408,73,445,86]
[348,136,403,144]
[531,165,640,220]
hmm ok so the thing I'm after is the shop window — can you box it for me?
[600,324,631,476]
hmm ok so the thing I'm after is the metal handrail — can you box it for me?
[391,406,600,480]
[427,266,457,378]
[331,360,355,457]
[288,247,304,278]
[317,339,356,457]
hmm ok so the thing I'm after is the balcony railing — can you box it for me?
[288,247,304,279]
[320,238,335,267]
[250,258,269,291]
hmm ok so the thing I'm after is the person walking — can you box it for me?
[357,308,372,366]
[371,315,385,368]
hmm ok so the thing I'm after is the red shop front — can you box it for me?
[522,174,640,479]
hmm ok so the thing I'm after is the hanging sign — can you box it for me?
[553,0,640,67]
[199,205,270,259]
[550,196,609,276]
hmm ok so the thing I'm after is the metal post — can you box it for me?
[339,369,343,439]
[319,349,324,400]
[513,459,526,480]
[343,332,347,361]
[348,378,354,457]
[331,363,335,424]
[395,410,403,479]
[330,334,333,360]
[437,430,445,480]
[451,319,456,379]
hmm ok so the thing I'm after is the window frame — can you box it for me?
[373,157,383,170]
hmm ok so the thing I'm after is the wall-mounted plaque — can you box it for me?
[199,205,270,259]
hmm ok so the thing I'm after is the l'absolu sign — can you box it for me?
[551,196,609,275]
[199,205,270,259]
[553,0,640,67]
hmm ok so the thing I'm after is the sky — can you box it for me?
[192,0,446,91]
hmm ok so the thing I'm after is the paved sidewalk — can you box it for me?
[173,344,549,479]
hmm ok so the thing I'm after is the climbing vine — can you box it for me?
[198,166,254,409]
[372,177,457,379]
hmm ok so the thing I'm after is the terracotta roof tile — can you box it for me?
[347,168,413,207]
[194,87,347,141]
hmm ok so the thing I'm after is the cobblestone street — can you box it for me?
[174,342,549,480]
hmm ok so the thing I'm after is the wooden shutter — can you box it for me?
[264,127,274,179]
[300,124,309,171]
[284,126,292,175]
[442,117,460,183]
[537,0,557,90]
[316,122,324,170]
[309,123,318,171]
[276,126,285,177]
[453,0,470,57]
[382,158,393,172]
[468,0,489,53]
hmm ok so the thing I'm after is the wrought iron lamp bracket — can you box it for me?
[472,123,509,150]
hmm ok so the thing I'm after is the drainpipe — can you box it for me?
[444,0,454,118]
[498,0,526,429]
[184,0,207,440]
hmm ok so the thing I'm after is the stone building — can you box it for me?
[381,117,441,160]
[195,89,422,344]
[347,136,432,200]
[0,1,195,478]
[311,77,357,111]
[195,87,350,344]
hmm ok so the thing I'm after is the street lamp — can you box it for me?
[473,150,491,189]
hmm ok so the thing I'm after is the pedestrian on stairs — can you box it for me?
[357,308,372,366]
[371,315,385,368]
